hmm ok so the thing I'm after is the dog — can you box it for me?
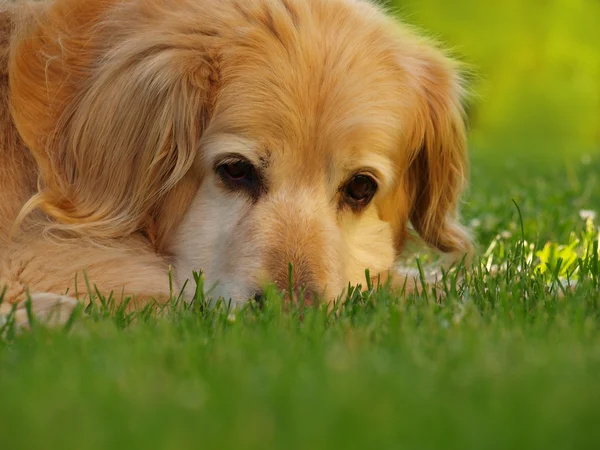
[0,0,471,325]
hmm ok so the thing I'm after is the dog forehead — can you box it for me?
[198,0,410,186]
[209,1,407,141]
[210,62,405,179]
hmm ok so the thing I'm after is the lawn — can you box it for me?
[2,0,600,448]
[1,153,599,450]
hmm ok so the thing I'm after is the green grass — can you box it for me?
[389,0,600,157]
[1,151,600,450]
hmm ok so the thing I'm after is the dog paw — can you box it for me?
[0,293,79,329]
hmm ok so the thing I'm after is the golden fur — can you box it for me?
[0,0,471,321]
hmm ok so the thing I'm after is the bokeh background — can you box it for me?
[388,0,599,160]
[386,0,600,249]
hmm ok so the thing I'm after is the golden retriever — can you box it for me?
[0,0,471,324]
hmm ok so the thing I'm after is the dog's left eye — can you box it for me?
[343,174,378,209]
[216,159,261,197]
[219,160,253,181]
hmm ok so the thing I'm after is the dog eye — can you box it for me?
[343,174,378,208]
[219,160,253,181]
[216,159,261,197]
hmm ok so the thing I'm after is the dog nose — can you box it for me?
[290,287,317,306]
[252,291,265,306]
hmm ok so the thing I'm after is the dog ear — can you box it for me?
[379,42,472,258]
[10,0,218,240]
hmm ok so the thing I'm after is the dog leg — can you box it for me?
[0,293,79,329]
[1,235,175,317]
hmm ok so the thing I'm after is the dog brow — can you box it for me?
[344,154,396,190]
[201,133,263,166]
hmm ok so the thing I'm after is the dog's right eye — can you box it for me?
[215,159,262,198]
[341,173,378,211]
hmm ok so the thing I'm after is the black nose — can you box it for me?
[252,291,265,307]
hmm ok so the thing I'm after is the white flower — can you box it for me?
[469,218,481,228]
[579,210,596,221]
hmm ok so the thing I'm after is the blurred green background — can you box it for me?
[388,0,599,160]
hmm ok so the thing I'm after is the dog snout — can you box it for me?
[290,286,318,306]
[258,259,318,301]
[247,189,346,303]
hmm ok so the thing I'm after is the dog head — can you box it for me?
[10,0,471,304]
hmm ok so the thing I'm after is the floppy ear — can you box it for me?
[9,0,218,242]
[380,44,472,258]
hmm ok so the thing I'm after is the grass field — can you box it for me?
[1,153,599,449]
[2,0,600,449]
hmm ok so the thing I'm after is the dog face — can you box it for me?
[172,118,399,302]
[10,0,471,304]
